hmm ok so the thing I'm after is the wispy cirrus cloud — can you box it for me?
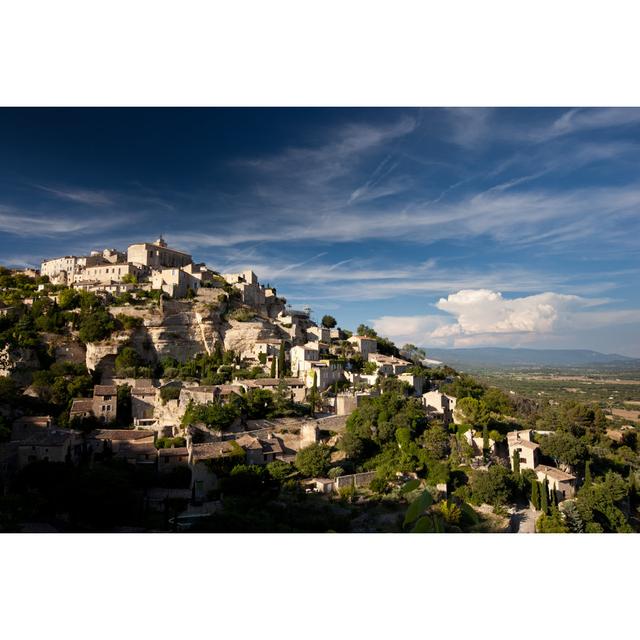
[168,181,640,254]
[0,205,129,237]
[33,185,114,206]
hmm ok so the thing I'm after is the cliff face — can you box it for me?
[223,319,287,358]
[0,344,40,383]
[86,293,290,373]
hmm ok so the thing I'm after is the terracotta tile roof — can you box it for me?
[94,385,117,396]
[70,398,94,414]
[133,378,154,388]
[158,447,189,458]
[535,464,576,482]
[235,434,263,450]
[190,441,239,462]
[511,440,540,451]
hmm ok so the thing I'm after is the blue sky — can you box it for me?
[1,108,639,355]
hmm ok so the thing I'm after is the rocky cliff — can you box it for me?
[85,290,291,373]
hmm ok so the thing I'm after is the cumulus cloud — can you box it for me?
[371,288,640,349]
[433,289,582,336]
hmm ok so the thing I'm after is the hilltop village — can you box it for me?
[1,237,638,532]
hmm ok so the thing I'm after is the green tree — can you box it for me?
[307,371,319,417]
[584,460,592,488]
[539,431,588,469]
[561,500,584,533]
[340,431,365,460]
[482,424,490,458]
[160,386,181,403]
[536,505,569,533]
[421,424,451,460]
[244,388,275,419]
[295,443,331,478]
[57,288,79,310]
[78,308,115,343]
[270,357,277,378]
[321,315,337,328]
[541,478,549,515]
[213,340,224,364]
[181,400,240,431]
[576,472,631,533]
[266,460,293,483]
[470,465,514,506]
[482,387,511,414]
[117,384,132,426]
[512,448,520,474]
[277,342,286,378]
[356,324,377,337]
[531,478,540,510]
[115,346,142,375]
[455,397,490,427]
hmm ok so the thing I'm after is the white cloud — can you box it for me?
[34,185,113,206]
[434,289,580,335]
[0,205,129,236]
[371,288,640,349]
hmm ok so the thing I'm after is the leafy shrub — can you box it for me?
[295,443,331,478]
[116,313,143,330]
[160,386,181,404]
[156,436,186,449]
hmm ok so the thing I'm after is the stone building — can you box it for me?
[305,361,344,390]
[131,380,157,427]
[17,430,83,468]
[75,262,146,284]
[93,385,118,422]
[290,344,319,376]
[507,430,540,471]
[347,335,378,359]
[151,267,201,298]
[70,385,118,424]
[11,415,54,441]
[422,390,458,426]
[235,433,284,465]
[535,464,577,501]
[367,353,411,376]
[40,254,103,282]
[127,236,192,270]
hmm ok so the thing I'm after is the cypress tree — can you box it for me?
[270,357,276,378]
[482,425,489,460]
[512,448,520,474]
[213,340,223,365]
[541,478,549,515]
[584,460,592,488]
[309,371,318,417]
[531,478,540,510]
[278,342,286,379]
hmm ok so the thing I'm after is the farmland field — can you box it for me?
[462,365,640,422]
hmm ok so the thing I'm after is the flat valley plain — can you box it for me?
[465,365,640,424]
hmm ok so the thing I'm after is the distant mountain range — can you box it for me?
[422,347,640,368]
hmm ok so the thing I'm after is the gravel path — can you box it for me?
[511,506,538,533]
